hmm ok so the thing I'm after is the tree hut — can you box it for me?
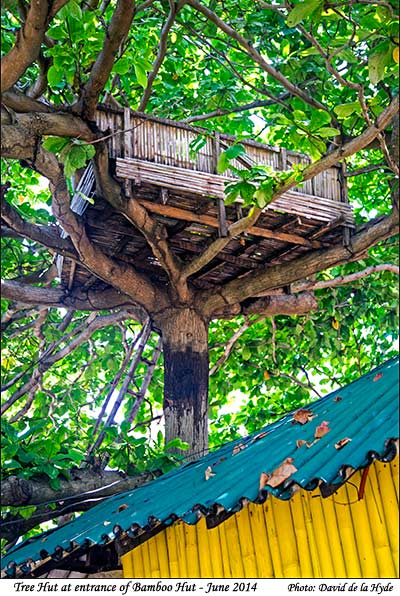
[58,106,354,297]
[2,357,398,580]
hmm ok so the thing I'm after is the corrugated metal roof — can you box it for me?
[2,356,399,575]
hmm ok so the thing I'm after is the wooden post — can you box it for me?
[339,161,352,247]
[279,147,287,172]
[123,108,132,197]
[213,132,228,237]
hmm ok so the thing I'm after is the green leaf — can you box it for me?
[63,154,75,178]
[189,135,207,160]
[368,43,391,85]
[42,137,70,154]
[165,438,190,450]
[309,110,331,131]
[49,477,61,491]
[217,144,246,173]
[68,0,82,20]
[242,347,251,361]
[287,0,322,27]
[68,145,89,168]
[224,143,246,161]
[19,506,37,520]
[217,153,230,174]
[316,127,340,138]
[237,180,256,202]
[334,102,361,119]
[114,58,131,75]
[134,63,148,88]
[254,188,273,208]
[47,66,63,87]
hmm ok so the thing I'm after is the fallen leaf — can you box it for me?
[250,431,269,443]
[205,466,216,481]
[259,472,270,491]
[296,439,307,448]
[266,457,297,488]
[293,408,315,425]
[314,420,330,439]
[333,396,342,402]
[118,504,128,513]
[373,373,383,382]
[232,443,247,455]
[335,437,352,450]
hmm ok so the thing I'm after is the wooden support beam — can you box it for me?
[170,238,260,269]
[137,199,322,248]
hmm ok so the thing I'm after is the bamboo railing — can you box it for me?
[95,105,353,227]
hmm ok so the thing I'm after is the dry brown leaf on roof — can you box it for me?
[296,439,307,448]
[205,466,216,481]
[314,420,330,439]
[259,472,270,492]
[335,437,352,450]
[266,457,297,488]
[118,504,128,513]
[293,408,316,425]
[333,396,342,402]
[373,373,383,382]
[232,443,247,455]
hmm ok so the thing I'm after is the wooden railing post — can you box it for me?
[339,161,352,247]
[123,108,132,197]
[213,132,228,237]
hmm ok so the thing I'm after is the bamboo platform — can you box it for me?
[58,105,354,293]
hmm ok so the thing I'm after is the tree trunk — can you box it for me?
[158,307,209,459]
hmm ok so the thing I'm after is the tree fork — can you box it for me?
[157,308,209,459]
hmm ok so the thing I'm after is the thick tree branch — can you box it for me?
[1,199,78,259]
[1,0,49,93]
[94,144,186,298]
[0,467,158,506]
[1,88,55,113]
[200,210,399,316]
[276,95,399,195]
[1,109,96,142]
[1,469,159,543]
[79,0,136,119]
[24,143,165,312]
[242,292,318,316]
[1,279,147,317]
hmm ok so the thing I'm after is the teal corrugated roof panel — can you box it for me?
[2,356,399,573]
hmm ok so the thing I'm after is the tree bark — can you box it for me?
[158,308,209,459]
